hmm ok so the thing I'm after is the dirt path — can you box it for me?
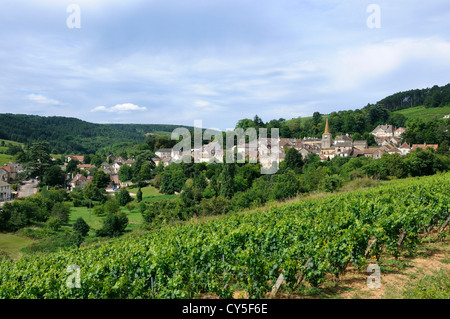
[316,239,450,299]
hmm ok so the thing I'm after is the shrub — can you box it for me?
[50,202,71,223]
[126,201,137,212]
[136,188,143,203]
[23,231,84,253]
[73,217,90,237]
[116,188,132,206]
[96,212,129,237]
[93,205,105,216]
[200,196,230,216]
[45,217,62,231]
[104,198,120,215]
[17,227,54,239]
[320,175,344,193]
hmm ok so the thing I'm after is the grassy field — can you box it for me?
[393,105,450,121]
[0,233,34,260]
[128,185,178,203]
[68,205,143,234]
[0,139,24,165]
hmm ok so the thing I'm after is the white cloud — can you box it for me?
[326,37,450,92]
[28,93,63,106]
[193,100,224,112]
[90,103,147,113]
[91,105,107,112]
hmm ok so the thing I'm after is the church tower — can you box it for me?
[321,118,332,149]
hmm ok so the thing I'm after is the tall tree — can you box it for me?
[43,165,66,187]
[284,148,304,173]
[219,164,235,199]
[29,141,51,180]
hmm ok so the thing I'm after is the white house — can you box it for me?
[0,180,12,201]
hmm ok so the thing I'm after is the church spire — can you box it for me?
[324,118,330,135]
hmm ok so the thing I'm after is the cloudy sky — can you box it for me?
[1,0,449,130]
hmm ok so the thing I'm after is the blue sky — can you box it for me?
[1,0,450,130]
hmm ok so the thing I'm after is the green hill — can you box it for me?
[392,105,450,121]
[0,114,194,154]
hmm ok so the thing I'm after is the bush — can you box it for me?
[23,231,84,253]
[45,217,62,231]
[50,202,71,223]
[93,205,105,216]
[116,188,132,206]
[320,175,344,193]
[126,201,137,212]
[200,196,230,216]
[73,217,90,237]
[17,227,54,239]
[136,188,143,203]
[104,198,120,215]
[96,212,129,237]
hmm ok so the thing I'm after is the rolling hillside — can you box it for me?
[0,114,194,154]
[392,105,450,121]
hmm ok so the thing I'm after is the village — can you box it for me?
[0,120,440,205]
[153,120,438,169]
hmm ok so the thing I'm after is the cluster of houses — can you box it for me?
[151,120,439,170]
[66,154,135,191]
[0,163,23,201]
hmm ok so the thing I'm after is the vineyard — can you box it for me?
[0,173,449,299]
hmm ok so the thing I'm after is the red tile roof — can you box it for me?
[411,144,438,150]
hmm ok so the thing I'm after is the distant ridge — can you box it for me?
[0,113,194,154]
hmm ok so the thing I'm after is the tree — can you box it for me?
[352,132,362,141]
[104,198,120,215]
[362,132,377,146]
[136,188,143,203]
[96,211,129,237]
[235,118,256,130]
[312,112,322,127]
[154,135,175,150]
[29,141,52,179]
[253,115,265,129]
[284,148,304,173]
[43,165,66,187]
[46,217,62,231]
[145,135,156,150]
[91,170,110,189]
[319,175,344,192]
[51,202,71,223]
[66,159,79,174]
[436,140,449,156]
[219,164,235,199]
[90,154,103,168]
[73,217,90,236]
[138,162,153,181]
[160,165,186,194]
[118,164,133,182]
[271,169,302,199]
[83,182,104,221]
[116,188,132,206]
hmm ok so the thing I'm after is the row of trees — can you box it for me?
[0,189,70,232]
